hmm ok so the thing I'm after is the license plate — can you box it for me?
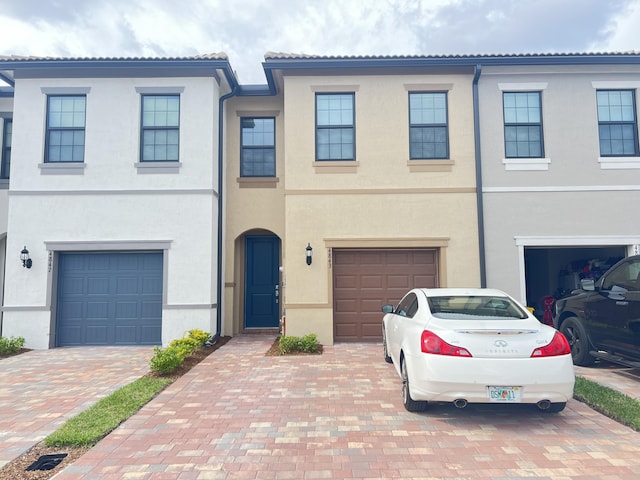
[488,386,522,402]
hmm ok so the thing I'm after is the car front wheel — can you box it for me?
[401,357,427,412]
[559,316,595,366]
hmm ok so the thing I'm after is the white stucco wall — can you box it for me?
[2,75,222,348]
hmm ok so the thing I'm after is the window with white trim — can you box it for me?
[503,91,543,158]
[596,90,639,157]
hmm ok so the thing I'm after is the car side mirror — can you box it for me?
[381,304,395,314]
[580,278,595,291]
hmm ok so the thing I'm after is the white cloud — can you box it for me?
[1,0,639,84]
[591,0,640,52]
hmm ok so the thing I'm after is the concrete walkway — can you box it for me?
[46,335,640,479]
[0,346,153,469]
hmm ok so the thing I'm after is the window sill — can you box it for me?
[237,177,279,188]
[502,157,550,171]
[135,162,182,174]
[408,159,454,172]
[598,156,640,169]
[39,162,86,175]
[313,161,359,174]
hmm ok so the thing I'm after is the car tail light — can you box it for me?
[531,331,571,357]
[421,330,472,357]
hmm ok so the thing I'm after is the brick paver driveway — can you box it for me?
[56,335,640,479]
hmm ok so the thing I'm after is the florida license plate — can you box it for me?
[488,386,522,402]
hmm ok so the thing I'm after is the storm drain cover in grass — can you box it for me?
[26,453,68,471]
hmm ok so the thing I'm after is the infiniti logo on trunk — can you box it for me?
[494,340,508,348]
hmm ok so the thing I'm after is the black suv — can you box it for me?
[554,255,640,367]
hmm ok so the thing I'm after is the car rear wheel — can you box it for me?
[543,402,567,413]
[382,328,392,364]
[559,317,595,366]
[401,357,427,412]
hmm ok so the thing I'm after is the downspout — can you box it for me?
[472,64,487,287]
[213,78,238,343]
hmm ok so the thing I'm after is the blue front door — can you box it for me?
[244,235,280,329]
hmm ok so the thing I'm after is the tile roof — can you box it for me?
[0,53,229,62]
[264,51,640,60]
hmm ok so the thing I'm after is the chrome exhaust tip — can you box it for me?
[537,400,551,410]
[453,399,468,409]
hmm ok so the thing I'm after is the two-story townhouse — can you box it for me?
[475,53,640,317]
[0,55,238,349]
[223,54,482,346]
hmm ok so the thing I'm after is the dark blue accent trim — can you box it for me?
[472,64,486,288]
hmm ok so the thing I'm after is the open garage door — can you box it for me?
[333,248,438,342]
[524,245,625,318]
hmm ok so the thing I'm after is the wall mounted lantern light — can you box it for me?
[21,246,32,269]
[306,243,313,266]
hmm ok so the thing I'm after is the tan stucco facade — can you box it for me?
[223,69,481,345]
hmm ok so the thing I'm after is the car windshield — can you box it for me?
[427,295,528,320]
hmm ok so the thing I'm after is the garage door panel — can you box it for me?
[360,275,383,288]
[87,301,109,319]
[334,274,358,289]
[61,277,84,295]
[86,325,108,344]
[116,277,138,294]
[333,249,438,342]
[361,323,382,339]
[87,277,110,295]
[57,252,162,346]
[335,298,357,313]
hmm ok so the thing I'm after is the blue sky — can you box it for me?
[1,0,639,84]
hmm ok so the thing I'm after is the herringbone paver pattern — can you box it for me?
[51,336,640,480]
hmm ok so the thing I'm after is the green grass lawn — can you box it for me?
[45,376,171,448]
[574,376,640,431]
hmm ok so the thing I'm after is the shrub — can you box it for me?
[169,337,200,358]
[149,330,212,374]
[279,333,320,355]
[149,346,185,375]
[187,329,211,346]
[0,336,25,355]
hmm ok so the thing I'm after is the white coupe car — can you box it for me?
[382,288,575,413]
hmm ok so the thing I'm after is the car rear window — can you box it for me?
[428,295,528,319]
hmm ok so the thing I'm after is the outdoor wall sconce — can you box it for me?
[306,243,313,265]
[21,246,32,269]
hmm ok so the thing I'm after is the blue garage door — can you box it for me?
[56,252,163,346]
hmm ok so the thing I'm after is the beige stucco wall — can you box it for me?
[222,95,286,336]
[280,73,480,345]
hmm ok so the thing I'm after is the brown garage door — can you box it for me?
[333,248,438,342]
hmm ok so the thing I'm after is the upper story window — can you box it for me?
[315,93,354,161]
[409,92,449,159]
[503,91,543,158]
[45,95,86,162]
[141,95,180,162]
[1,118,11,179]
[597,90,639,157]
[241,117,275,177]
